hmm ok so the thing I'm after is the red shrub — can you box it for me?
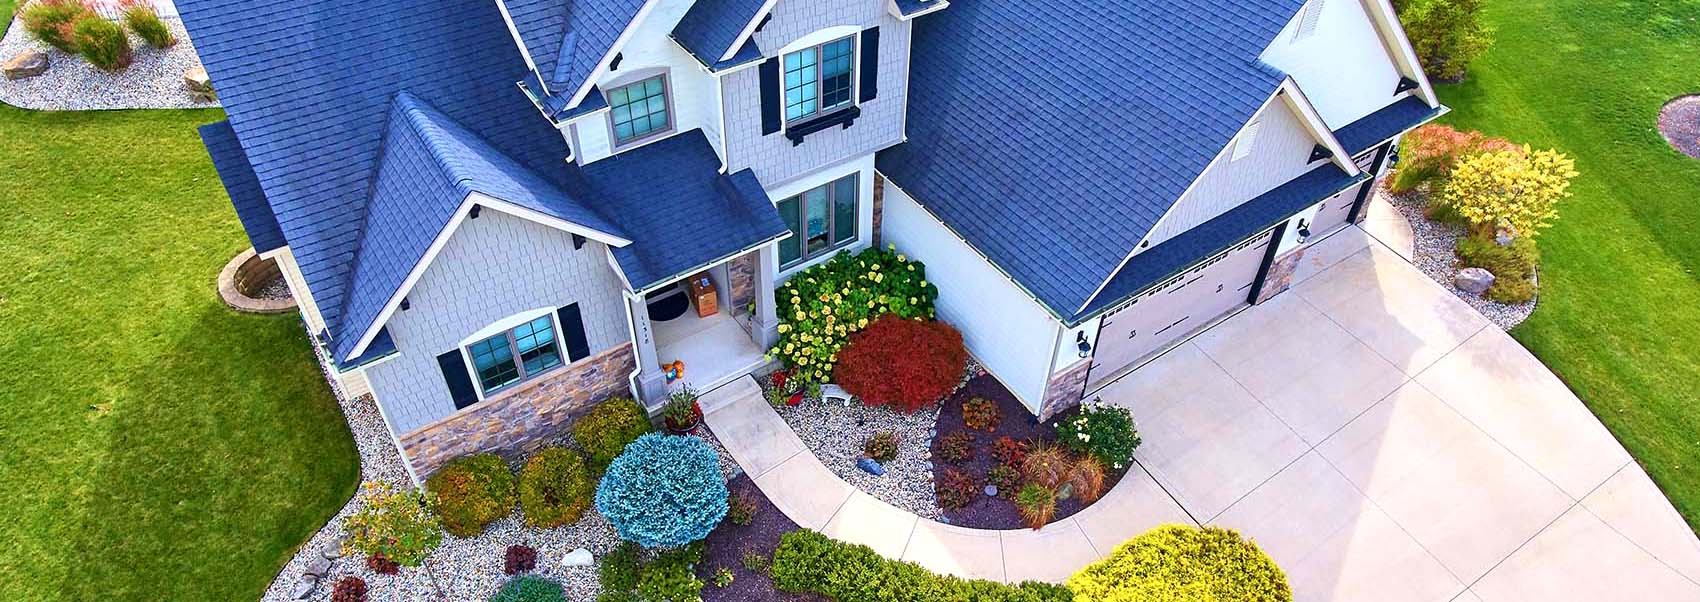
[935,468,978,510]
[834,315,967,412]
[503,544,537,575]
[331,577,367,602]
[365,554,400,575]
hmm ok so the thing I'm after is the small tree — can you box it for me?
[1393,0,1495,81]
[1442,146,1578,239]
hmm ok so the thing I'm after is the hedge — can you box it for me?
[770,530,1072,602]
[1067,525,1290,602]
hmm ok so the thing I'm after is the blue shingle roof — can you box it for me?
[672,0,767,71]
[1334,95,1444,157]
[199,120,284,254]
[503,0,648,102]
[877,0,1305,320]
[583,130,790,292]
[331,92,629,363]
[1076,165,1368,321]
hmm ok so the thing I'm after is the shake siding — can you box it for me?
[364,210,628,434]
[1139,101,1319,247]
[722,0,910,186]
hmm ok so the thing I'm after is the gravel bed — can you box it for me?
[256,276,291,301]
[1383,188,1535,330]
[1,17,218,110]
[1658,96,1700,160]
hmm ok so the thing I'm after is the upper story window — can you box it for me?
[609,75,671,145]
[466,315,562,394]
[784,36,856,123]
[778,173,859,268]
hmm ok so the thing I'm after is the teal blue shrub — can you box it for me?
[594,433,728,547]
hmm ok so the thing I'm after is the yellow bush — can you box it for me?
[1067,525,1290,602]
[1442,146,1578,238]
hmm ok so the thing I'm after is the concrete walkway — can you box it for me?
[705,228,1700,600]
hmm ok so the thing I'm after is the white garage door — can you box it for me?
[1310,185,1361,237]
[1088,229,1274,389]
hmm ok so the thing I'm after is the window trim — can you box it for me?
[605,72,675,148]
[782,35,858,127]
[778,173,860,269]
[458,308,570,401]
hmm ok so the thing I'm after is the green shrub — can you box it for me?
[490,575,564,602]
[518,447,593,528]
[71,16,132,71]
[771,530,1072,602]
[574,397,652,472]
[20,0,93,53]
[1067,525,1290,602]
[1392,0,1494,81]
[1458,235,1540,303]
[636,543,704,602]
[594,433,727,547]
[598,542,643,593]
[772,245,938,384]
[1055,399,1140,470]
[425,454,515,537]
[1016,483,1056,529]
[343,481,443,567]
[122,3,176,49]
[1390,124,1521,195]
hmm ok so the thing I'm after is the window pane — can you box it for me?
[805,187,829,254]
[469,335,519,392]
[610,76,668,143]
[833,176,857,244]
[516,316,561,374]
[783,48,819,121]
[779,197,802,266]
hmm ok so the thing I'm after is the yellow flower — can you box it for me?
[888,242,896,250]
[858,317,868,328]
[897,254,907,262]
[871,263,881,271]
[920,280,928,288]
[909,297,917,304]
[784,343,795,353]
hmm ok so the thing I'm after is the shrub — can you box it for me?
[1391,0,1493,81]
[504,544,537,575]
[1389,124,1519,194]
[741,551,770,573]
[599,542,643,593]
[961,397,1001,432]
[120,0,175,48]
[20,0,92,53]
[935,467,978,510]
[518,447,593,528]
[491,575,565,602]
[1055,400,1141,470]
[987,464,1020,498]
[1458,234,1540,303]
[772,245,939,384]
[331,577,367,602]
[771,530,1073,602]
[727,492,758,526]
[636,543,705,602]
[938,431,975,463]
[1022,443,1071,491]
[863,431,900,463]
[71,16,132,71]
[1443,147,1578,240]
[712,566,735,588]
[426,454,515,537]
[835,314,967,412]
[595,433,728,547]
[1068,525,1291,602]
[1065,456,1106,504]
[366,554,400,575]
[1016,484,1057,529]
[343,481,442,567]
[992,436,1029,466]
[574,397,652,472]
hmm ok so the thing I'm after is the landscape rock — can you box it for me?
[183,66,216,102]
[856,457,886,476]
[289,577,315,600]
[304,558,333,577]
[3,50,49,81]
[984,485,998,497]
[561,548,594,567]
[1455,267,1496,295]
[1495,227,1517,246]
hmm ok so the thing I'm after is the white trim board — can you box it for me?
[566,0,665,109]
[1359,0,1440,107]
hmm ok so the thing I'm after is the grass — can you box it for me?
[1434,0,1700,529]
[0,3,361,599]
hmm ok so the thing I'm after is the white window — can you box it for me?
[1293,0,1324,42]
[1233,120,1262,161]
[465,314,563,395]
[609,75,671,144]
[777,173,859,268]
[784,36,856,123]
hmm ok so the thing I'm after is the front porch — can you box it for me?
[627,245,783,409]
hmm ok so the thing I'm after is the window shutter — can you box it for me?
[557,303,591,361]
[858,27,880,103]
[759,57,782,135]
[437,350,478,409]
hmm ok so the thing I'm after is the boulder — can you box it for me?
[855,457,885,476]
[184,66,217,102]
[983,485,998,497]
[1495,226,1518,246]
[561,548,594,567]
[305,558,333,577]
[290,576,316,600]
[3,50,49,81]
[320,543,342,560]
[1455,267,1496,295]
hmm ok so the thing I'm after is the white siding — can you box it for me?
[575,0,724,165]
[1260,0,1406,128]
[1140,97,1320,247]
[363,210,629,434]
[880,179,1059,413]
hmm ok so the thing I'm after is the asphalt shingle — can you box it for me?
[1334,95,1443,157]
[199,120,283,254]
[672,0,767,71]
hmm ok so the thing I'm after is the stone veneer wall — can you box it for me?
[1038,359,1092,421]
[1255,248,1306,305]
[872,174,885,247]
[397,343,635,479]
[729,251,757,316]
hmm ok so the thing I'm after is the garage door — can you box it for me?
[1312,144,1392,236]
[1087,229,1274,388]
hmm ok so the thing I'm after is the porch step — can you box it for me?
[697,375,763,415]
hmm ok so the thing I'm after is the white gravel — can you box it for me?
[1,17,219,110]
[1383,187,1536,330]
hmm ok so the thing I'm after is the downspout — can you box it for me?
[619,289,645,403]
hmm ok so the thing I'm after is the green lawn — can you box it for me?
[0,4,361,600]
[1435,0,1700,529]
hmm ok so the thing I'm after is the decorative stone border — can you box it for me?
[218,247,297,314]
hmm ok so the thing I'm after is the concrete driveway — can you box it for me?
[1097,228,1700,602]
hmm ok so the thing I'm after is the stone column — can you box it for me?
[627,293,668,406]
[752,244,781,350]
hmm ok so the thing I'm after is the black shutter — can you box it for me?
[759,57,782,135]
[859,27,880,103]
[557,303,591,361]
[437,350,478,409]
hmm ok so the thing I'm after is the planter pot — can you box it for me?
[664,401,703,434]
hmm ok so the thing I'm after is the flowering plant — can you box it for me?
[343,481,443,567]
[769,245,937,384]
[1054,399,1140,470]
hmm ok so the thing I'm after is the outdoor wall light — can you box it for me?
[1076,332,1092,358]
[1296,218,1312,244]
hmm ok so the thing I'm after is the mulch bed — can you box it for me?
[1658,96,1700,159]
[929,375,1129,530]
[697,476,825,602]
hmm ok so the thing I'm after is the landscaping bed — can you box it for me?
[1,14,215,110]
[697,475,827,602]
[1382,185,1535,331]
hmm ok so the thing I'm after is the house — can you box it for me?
[182,0,1441,481]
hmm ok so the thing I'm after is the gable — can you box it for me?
[1260,0,1416,128]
